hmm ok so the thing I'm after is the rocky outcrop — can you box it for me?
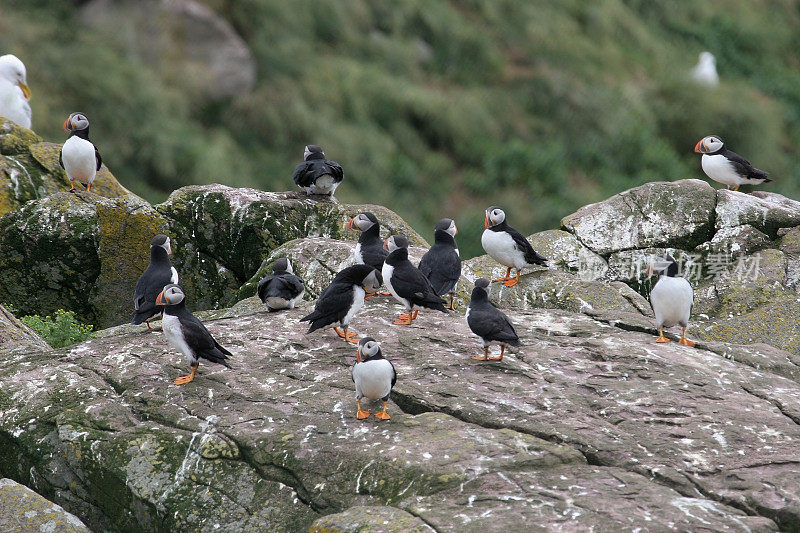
[0,478,90,533]
[0,294,795,531]
[0,304,50,356]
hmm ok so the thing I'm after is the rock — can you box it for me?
[527,229,608,280]
[310,506,434,532]
[694,224,771,260]
[0,478,90,533]
[0,304,51,356]
[715,190,800,237]
[561,179,716,256]
[158,185,427,309]
[0,299,792,531]
[79,0,256,99]
[0,192,169,328]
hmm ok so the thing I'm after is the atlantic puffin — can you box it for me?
[418,218,461,310]
[0,54,32,129]
[352,337,396,420]
[300,264,382,343]
[59,112,102,192]
[694,135,770,191]
[132,234,179,329]
[382,235,448,325]
[466,278,520,361]
[292,145,344,196]
[647,255,695,347]
[156,284,232,385]
[256,258,305,311]
[346,212,388,271]
[481,206,547,287]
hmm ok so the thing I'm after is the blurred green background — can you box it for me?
[2,0,799,257]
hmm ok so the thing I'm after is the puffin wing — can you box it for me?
[132,266,173,321]
[300,282,353,331]
[95,147,102,172]
[392,264,447,310]
[58,148,64,169]
[724,149,770,181]
[283,274,305,295]
[360,243,388,271]
[468,304,519,344]
[292,161,314,187]
[506,225,547,266]
[324,159,344,182]
[256,275,276,302]
[179,311,232,365]
[389,360,397,388]
[419,246,461,295]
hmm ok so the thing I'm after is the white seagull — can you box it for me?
[0,54,32,129]
[690,51,719,87]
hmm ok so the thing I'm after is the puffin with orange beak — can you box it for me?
[59,112,102,193]
[0,54,32,129]
[418,218,461,310]
[646,255,695,347]
[694,135,770,191]
[481,206,547,287]
[347,212,388,271]
[352,337,396,420]
[156,284,232,385]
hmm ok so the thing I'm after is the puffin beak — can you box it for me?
[18,82,31,100]
[356,346,362,363]
[63,118,71,132]
[694,140,705,153]
[383,237,390,251]
[645,265,653,277]
[346,217,356,231]
[155,290,166,306]
[484,214,490,229]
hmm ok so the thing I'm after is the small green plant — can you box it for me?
[21,310,94,349]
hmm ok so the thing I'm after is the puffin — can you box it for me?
[346,212,388,271]
[481,206,547,287]
[59,112,102,192]
[292,144,344,196]
[257,258,305,311]
[156,284,232,385]
[132,234,179,329]
[382,235,448,325]
[0,54,32,129]
[466,278,520,361]
[647,255,695,347]
[352,337,397,420]
[300,264,382,343]
[418,218,461,310]
[694,135,770,191]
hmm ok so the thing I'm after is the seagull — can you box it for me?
[690,51,719,87]
[0,54,32,129]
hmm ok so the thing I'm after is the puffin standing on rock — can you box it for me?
[418,218,461,310]
[132,235,179,330]
[0,54,32,129]
[647,255,695,347]
[156,284,232,385]
[694,135,770,191]
[466,278,520,361]
[482,206,547,287]
[257,258,305,311]
[300,264,382,343]
[347,212,389,272]
[382,235,448,325]
[352,337,396,420]
[292,144,344,196]
[60,112,102,193]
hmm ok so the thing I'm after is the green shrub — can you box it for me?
[21,310,94,349]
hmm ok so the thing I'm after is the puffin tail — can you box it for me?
[528,250,548,266]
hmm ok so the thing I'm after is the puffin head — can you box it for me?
[151,234,172,256]
[646,255,680,278]
[63,112,89,133]
[436,218,457,237]
[694,135,724,154]
[383,234,408,252]
[361,268,383,294]
[0,54,30,100]
[155,283,185,306]
[304,144,324,160]
[347,212,378,232]
[356,336,381,363]
[485,206,505,229]
[273,257,293,274]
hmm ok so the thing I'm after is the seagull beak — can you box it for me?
[346,217,356,231]
[694,140,706,153]
[155,290,166,306]
[18,82,31,100]
[63,118,71,132]
[484,214,490,229]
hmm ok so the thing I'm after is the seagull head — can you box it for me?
[0,54,31,100]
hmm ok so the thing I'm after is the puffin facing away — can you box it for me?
[466,278,520,361]
[132,234,179,329]
[346,212,388,272]
[257,258,305,311]
[300,264,382,343]
[156,284,232,385]
[481,206,547,287]
[352,337,397,420]
[0,54,32,129]
[382,235,448,325]
[292,145,344,196]
[418,218,461,310]
[59,112,102,192]
[647,255,695,347]
[694,135,770,191]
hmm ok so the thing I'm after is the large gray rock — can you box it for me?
[0,478,90,533]
[0,299,792,531]
[561,179,716,256]
[715,189,800,236]
[0,304,50,356]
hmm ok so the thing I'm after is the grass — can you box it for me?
[20,309,94,349]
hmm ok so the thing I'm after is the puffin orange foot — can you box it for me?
[487,356,504,361]
[656,335,671,343]
[678,338,696,347]
[502,278,519,287]
[374,411,391,420]
[356,409,371,420]
[173,374,195,385]
[393,315,413,325]
[345,331,360,344]
[471,355,489,361]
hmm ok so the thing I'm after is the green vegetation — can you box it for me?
[20,309,93,348]
[2,0,800,257]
